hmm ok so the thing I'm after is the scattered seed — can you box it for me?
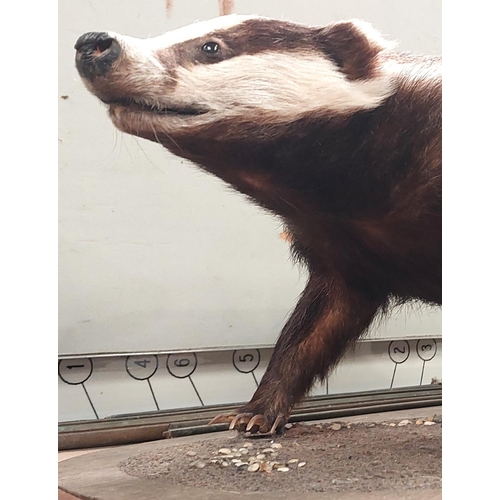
[389,423,396,427]
[260,462,273,473]
[239,448,249,455]
[298,462,306,468]
[256,454,266,460]
[277,467,290,472]
[218,448,231,455]
[247,463,260,472]
[189,460,206,469]
[398,419,411,426]
[416,420,424,425]
[330,423,342,431]
[285,423,293,429]
[242,442,254,448]
[287,459,299,464]
[186,451,197,457]
[424,421,436,426]
[271,443,282,449]
[262,448,275,453]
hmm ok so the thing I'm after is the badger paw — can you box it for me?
[209,411,287,435]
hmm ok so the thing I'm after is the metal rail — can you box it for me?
[58,385,441,450]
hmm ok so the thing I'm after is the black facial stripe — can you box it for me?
[159,19,322,69]
[210,19,321,58]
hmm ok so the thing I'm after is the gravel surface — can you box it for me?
[119,416,441,494]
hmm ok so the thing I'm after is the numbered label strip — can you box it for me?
[58,340,441,422]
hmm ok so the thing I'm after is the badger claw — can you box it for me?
[229,413,253,430]
[246,414,270,433]
[209,411,288,435]
[208,412,253,430]
[245,413,287,435]
[208,413,237,426]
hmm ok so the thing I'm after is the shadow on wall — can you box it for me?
[166,0,234,17]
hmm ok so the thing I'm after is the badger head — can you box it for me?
[75,15,396,149]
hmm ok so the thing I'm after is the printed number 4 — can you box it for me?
[134,359,151,369]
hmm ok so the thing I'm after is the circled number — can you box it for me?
[388,340,410,364]
[233,349,260,373]
[167,352,197,378]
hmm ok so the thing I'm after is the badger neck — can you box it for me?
[161,86,441,226]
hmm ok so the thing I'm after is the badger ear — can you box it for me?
[318,20,396,80]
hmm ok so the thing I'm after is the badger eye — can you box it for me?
[201,41,221,55]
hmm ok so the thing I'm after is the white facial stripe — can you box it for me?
[172,51,395,122]
[112,14,260,52]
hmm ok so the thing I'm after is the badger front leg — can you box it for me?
[210,274,384,434]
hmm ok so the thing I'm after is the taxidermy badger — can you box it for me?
[75,15,441,434]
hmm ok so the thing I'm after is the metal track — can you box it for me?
[58,385,441,450]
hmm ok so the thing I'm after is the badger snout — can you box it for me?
[75,32,121,81]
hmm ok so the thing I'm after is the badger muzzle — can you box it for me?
[75,32,122,81]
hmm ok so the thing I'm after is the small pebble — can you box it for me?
[426,415,435,422]
[416,420,424,425]
[285,423,293,429]
[256,454,267,459]
[218,448,231,455]
[398,419,411,426]
[389,423,396,427]
[271,443,282,449]
[287,459,299,464]
[330,423,342,431]
[239,448,249,455]
[424,421,436,426]
[298,462,306,468]
[277,467,290,472]
[262,448,275,454]
[221,461,229,467]
[247,463,260,472]
[242,442,254,448]
[186,451,197,457]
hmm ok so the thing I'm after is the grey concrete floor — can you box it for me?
[59,407,442,500]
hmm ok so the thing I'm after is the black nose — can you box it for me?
[75,32,121,80]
